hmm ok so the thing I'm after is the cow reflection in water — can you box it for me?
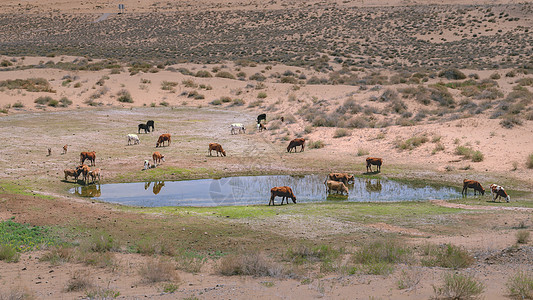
[365,179,382,193]
[152,181,165,195]
[74,185,101,197]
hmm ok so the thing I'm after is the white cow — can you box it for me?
[230,123,245,135]
[127,134,140,145]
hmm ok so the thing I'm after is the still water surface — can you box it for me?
[70,175,461,207]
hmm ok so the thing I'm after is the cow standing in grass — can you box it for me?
[366,157,382,172]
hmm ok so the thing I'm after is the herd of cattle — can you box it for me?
[59,114,511,205]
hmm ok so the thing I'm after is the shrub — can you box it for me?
[86,231,114,252]
[353,239,411,275]
[421,244,473,269]
[160,101,169,107]
[500,116,522,128]
[40,246,74,265]
[280,76,298,84]
[396,135,428,150]
[161,81,178,91]
[432,143,445,154]
[506,271,533,299]
[333,128,351,138]
[397,268,422,290]
[250,73,266,81]
[217,252,284,277]
[257,92,267,99]
[309,140,325,149]
[527,153,533,169]
[438,69,467,80]
[455,145,473,159]
[490,72,501,80]
[182,79,197,88]
[139,258,178,283]
[47,99,59,107]
[231,99,245,106]
[66,270,94,292]
[516,230,530,244]
[175,251,207,273]
[471,150,484,162]
[433,273,484,299]
[59,97,72,107]
[0,244,20,262]
[357,148,369,156]
[210,99,222,105]
[195,70,212,78]
[220,96,232,103]
[34,96,54,105]
[285,244,340,266]
[117,90,133,103]
[216,71,236,79]
[85,287,121,299]
[12,101,24,108]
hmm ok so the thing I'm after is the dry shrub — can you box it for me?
[397,267,422,290]
[395,134,428,150]
[516,230,530,244]
[0,286,35,300]
[175,251,207,273]
[65,270,94,292]
[0,244,20,263]
[217,252,285,278]
[333,128,351,138]
[527,153,533,169]
[40,245,74,265]
[82,252,116,268]
[307,140,325,149]
[421,244,473,269]
[139,258,179,283]
[433,273,484,299]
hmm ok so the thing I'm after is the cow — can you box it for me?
[143,160,153,170]
[62,144,68,154]
[63,169,79,181]
[138,123,150,134]
[146,120,155,132]
[209,143,226,157]
[230,123,245,135]
[462,179,485,196]
[88,168,101,183]
[127,134,140,145]
[287,138,305,153]
[257,113,266,124]
[257,123,266,132]
[326,180,349,195]
[80,151,96,166]
[326,173,355,185]
[366,157,382,173]
[76,164,91,184]
[153,151,165,164]
[489,184,510,202]
[269,186,297,205]
[156,134,171,147]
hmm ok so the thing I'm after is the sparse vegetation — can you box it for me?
[66,270,94,292]
[516,230,530,244]
[507,271,533,299]
[421,244,473,269]
[333,128,351,138]
[217,252,285,277]
[117,89,133,103]
[527,153,533,169]
[139,258,179,283]
[433,273,484,299]
[395,135,428,150]
[308,140,325,149]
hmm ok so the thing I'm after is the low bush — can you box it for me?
[438,69,467,80]
[357,148,369,156]
[0,244,20,262]
[421,243,473,269]
[216,71,236,79]
[66,270,94,292]
[516,230,530,244]
[40,245,74,265]
[175,250,207,273]
[217,252,285,277]
[507,271,533,299]
[433,273,484,299]
[117,90,133,103]
[333,128,351,138]
[527,153,533,169]
[195,70,212,78]
[397,268,422,290]
[34,96,54,105]
[161,81,178,91]
[231,99,245,106]
[395,135,428,150]
[139,258,178,283]
[308,140,325,149]
[257,92,267,99]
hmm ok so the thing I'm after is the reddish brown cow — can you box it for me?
[366,157,382,172]
[269,186,297,205]
[287,138,305,153]
[462,179,485,196]
[62,144,68,154]
[156,134,171,147]
[208,143,226,157]
[152,151,165,164]
[80,151,96,166]
[76,164,91,184]
[326,173,355,185]
[63,169,79,181]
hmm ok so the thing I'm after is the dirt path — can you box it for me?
[430,199,533,212]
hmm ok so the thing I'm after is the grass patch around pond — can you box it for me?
[0,182,54,200]
[0,219,62,252]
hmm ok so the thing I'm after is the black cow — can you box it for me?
[147,120,155,132]
[138,123,150,134]
[257,113,266,124]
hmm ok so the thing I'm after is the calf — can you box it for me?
[146,120,155,132]
[326,180,349,195]
[287,138,305,153]
[127,134,140,145]
[153,151,165,164]
[257,123,266,132]
[76,164,91,184]
[269,186,297,205]
[156,134,171,147]
[80,151,96,166]
[489,184,510,202]
[462,179,485,196]
[62,144,68,154]
[366,157,382,172]
[209,143,226,157]
[138,123,150,134]
[63,169,79,181]
[89,168,101,183]
[230,123,245,135]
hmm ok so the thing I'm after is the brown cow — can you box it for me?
[462,179,485,196]
[366,157,382,172]
[208,143,226,157]
[489,184,510,202]
[88,168,101,183]
[156,134,171,147]
[326,180,349,195]
[326,173,355,185]
[63,169,79,181]
[76,164,91,184]
[80,151,96,166]
[287,138,305,153]
[153,151,165,164]
[62,144,68,154]
[269,186,297,205]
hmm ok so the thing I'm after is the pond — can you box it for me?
[70,175,462,207]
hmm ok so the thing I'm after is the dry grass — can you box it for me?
[433,272,484,299]
[507,271,533,300]
[0,286,35,300]
[65,270,94,292]
[421,244,474,269]
[217,252,285,278]
[138,258,179,283]
[516,230,530,244]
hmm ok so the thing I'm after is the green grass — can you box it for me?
[0,182,54,199]
[507,271,533,299]
[421,243,473,269]
[0,219,61,252]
